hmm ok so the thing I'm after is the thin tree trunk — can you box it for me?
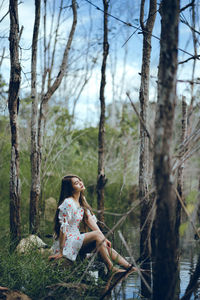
[29,0,77,233]
[175,97,187,238]
[30,0,41,234]
[8,0,21,248]
[197,177,200,226]
[97,0,109,230]
[187,1,197,130]
[139,0,157,297]
[153,1,180,299]
[174,96,187,296]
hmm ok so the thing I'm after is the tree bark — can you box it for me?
[197,177,200,226]
[30,0,77,233]
[153,1,180,299]
[30,0,41,234]
[175,97,187,240]
[8,0,21,248]
[97,0,109,230]
[139,0,157,297]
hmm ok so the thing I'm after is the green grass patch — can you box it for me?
[0,236,105,299]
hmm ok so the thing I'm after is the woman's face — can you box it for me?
[71,177,85,192]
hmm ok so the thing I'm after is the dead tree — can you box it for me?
[153,1,180,300]
[139,0,157,297]
[29,0,77,233]
[187,1,197,129]
[175,97,187,243]
[8,0,21,248]
[197,177,200,226]
[30,0,41,234]
[97,0,109,230]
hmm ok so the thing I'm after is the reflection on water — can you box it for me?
[111,258,200,300]
[109,221,200,300]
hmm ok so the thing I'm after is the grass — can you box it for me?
[0,235,105,299]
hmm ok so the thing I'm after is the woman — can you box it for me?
[49,174,136,274]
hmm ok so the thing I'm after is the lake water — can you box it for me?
[107,221,200,300]
[111,258,200,300]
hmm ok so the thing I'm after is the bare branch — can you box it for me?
[140,0,145,31]
[19,25,23,41]
[40,0,77,107]
[174,187,200,239]
[0,1,23,23]
[180,0,195,13]
[180,17,200,35]
[0,47,5,67]
[177,79,200,84]
[85,0,195,59]
[126,92,153,146]
[179,54,200,65]
[0,9,9,23]
[172,144,200,173]
[118,231,152,293]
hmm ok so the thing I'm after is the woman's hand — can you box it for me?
[106,239,111,248]
[48,252,63,261]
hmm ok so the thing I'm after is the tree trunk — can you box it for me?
[175,97,187,240]
[97,0,109,230]
[29,0,77,233]
[139,0,157,297]
[197,178,200,226]
[30,0,41,234]
[8,0,21,248]
[153,1,180,300]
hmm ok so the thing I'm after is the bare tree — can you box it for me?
[97,0,109,230]
[139,0,157,297]
[30,0,41,234]
[175,97,187,241]
[8,0,21,248]
[197,177,200,226]
[29,0,77,233]
[153,0,180,299]
[187,0,198,128]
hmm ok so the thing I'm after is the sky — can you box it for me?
[0,0,199,127]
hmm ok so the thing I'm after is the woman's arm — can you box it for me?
[59,230,66,254]
[48,231,66,260]
[86,214,111,248]
[86,214,101,232]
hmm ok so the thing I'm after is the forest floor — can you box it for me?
[0,236,109,299]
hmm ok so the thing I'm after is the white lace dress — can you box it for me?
[51,197,97,261]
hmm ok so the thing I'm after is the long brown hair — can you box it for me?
[54,174,93,239]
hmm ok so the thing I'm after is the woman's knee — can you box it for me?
[93,230,104,243]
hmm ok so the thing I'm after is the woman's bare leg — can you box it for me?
[82,231,126,273]
[107,247,134,270]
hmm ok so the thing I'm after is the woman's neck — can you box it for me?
[72,192,80,203]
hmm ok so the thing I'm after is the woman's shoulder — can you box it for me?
[58,197,73,209]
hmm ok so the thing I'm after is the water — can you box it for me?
[111,258,200,300]
[104,218,200,299]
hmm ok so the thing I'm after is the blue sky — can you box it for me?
[0,0,199,127]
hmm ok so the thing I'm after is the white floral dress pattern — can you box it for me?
[51,197,96,261]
